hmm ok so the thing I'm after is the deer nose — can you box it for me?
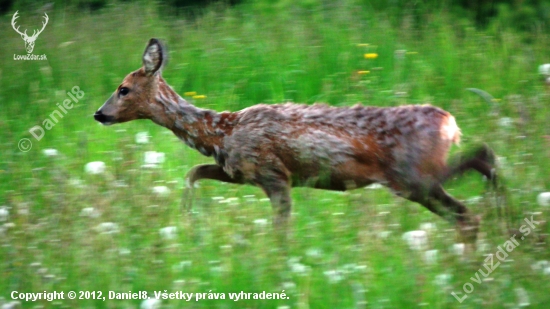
[94,110,107,123]
[94,110,116,125]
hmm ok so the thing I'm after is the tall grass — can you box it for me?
[1,1,549,308]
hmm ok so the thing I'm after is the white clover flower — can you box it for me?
[135,132,150,144]
[80,207,100,218]
[402,230,428,250]
[498,117,513,128]
[377,230,391,239]
[305,248,323,259]
[531,260,549,271]
[152,186,171,197]
[515,287,530,307]
[281,281,296,290]
[288,257,310,275]
[140,298,161,309]
[85,161,106,175]
[365,183,383,189]
[69,178,85,188]
[119,248,131,256]
[95,222,119,234]
[159,226,177,240]
[537,192,550,207]
[323,269,344,284]
[253,218,269,227]
[144,151,165,165]
[424,249,438,264]
[0,207,9,222]
[434,273,452,287]
[452,243,465,256]
[42,148,58,157]
[419,222,436,233]
[1,301,22,309]
[538,64,550,76]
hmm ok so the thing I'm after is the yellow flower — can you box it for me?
[358,70,370,74]
[184,91,197,96]
[193,95,207,99]
[364,53,378,59]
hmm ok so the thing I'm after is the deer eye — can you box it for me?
[119,87,130,97]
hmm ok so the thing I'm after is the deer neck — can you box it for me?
[152,80,237,160]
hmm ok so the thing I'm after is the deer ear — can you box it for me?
[142,38,165,76]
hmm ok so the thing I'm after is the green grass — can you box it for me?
[1,1,550,308]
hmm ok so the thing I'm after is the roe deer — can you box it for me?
[94,38,497,244]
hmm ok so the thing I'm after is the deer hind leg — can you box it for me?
[443,143,497,187]
[182,164,243,211]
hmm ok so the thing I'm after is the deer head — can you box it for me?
[94,39,168,126]
[11,11,49,54]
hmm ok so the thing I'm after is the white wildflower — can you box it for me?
[419,222,436,233]
[323,269,344,284]
[537,192,550,207]
[85,161,106,175]
[515,287,530,307]
[69,178,85,188]
[1,301,21,309]
[95,222,119,234]
[498,117,513,128]
[424,249,438,264]
[538,64,550,76]
[253,218,269,227]
[159,226,177,240]
[42,148,58,157]
[531,260,549,272]
[281,281,296,290]
[402,230,428,250]
[144,151,165,165]
[305,248,323,259]
[152,186,171,197]
[140,298,161,309]
[288,257,310,275]
[452,243,465,256]
[0,207,8,222]
[135,132,150,144]
[377,230,391,239]
[434,273,452,287]
[80,207,100,218]
[366,183,383,189]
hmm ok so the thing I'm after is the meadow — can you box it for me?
[1,1,550,308]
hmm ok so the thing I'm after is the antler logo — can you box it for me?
[11,11,49,54]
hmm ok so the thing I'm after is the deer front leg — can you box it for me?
[403,183,480,254]
[257,176,292,244]
[427,185,480,256]
[182,164,243,211]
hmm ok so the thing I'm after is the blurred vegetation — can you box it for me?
[1,0,550,308]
